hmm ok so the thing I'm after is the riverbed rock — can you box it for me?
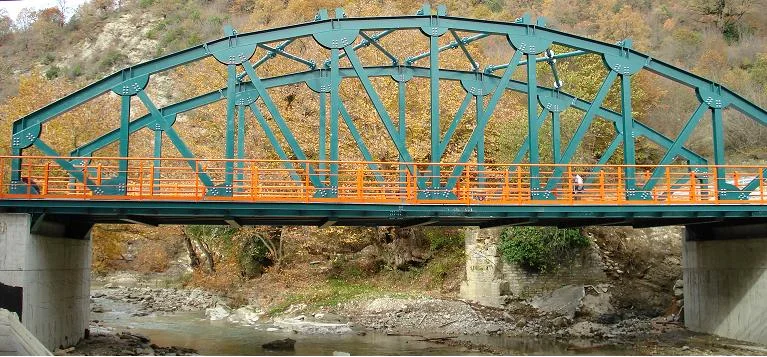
[673,279,684,297]
[552,316,570,328]
[227,306,263,325]
[579,292,614,317]
[205,305,231,321]
[530,285,585,319]
[274,316,353,334]
[262,338,296,351]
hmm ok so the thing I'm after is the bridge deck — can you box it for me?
[1,157,764,227]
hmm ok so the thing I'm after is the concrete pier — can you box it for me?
[683,223,767,345]
[0,214,91,350]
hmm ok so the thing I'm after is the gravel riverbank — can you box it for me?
[80,283,767,356]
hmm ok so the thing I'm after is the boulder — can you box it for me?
[262,338,296,351]
[580,292,615,317]
[552,316,570,328]
[530,285,585,319]
[227,306,263,325]
[274,317,352,334]
[673,279,684,297]
[205,305,231,321]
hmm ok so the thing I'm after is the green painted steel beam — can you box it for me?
[69,67,707,172]
[544,71,618,191]
[512,109,550,164]
[405,33,489,66]
[241,59,324,189]
[246,103,303,183]
[445,49,524,190]
[338,104,385,183]
[256,43,316,69]
[429,34,440,189]
[359,31,399,65]
[322,29,395,68]
[137,90,215,187]
[0,199,764,224]
[438,91,473,158]
[224,65,237,190]
[450,30,479,71]
[621,74,637,191]
[485,49,586,73]
[344,46,419,181]
[527,53,541,191]
[641,103,708,192]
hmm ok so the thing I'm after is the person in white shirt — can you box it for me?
[573,174,584,199]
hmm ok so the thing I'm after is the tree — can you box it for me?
[0,9,12,40]
[14,8,38,30]
[687,0,754,41]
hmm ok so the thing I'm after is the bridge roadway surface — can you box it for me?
[0,199,764,229]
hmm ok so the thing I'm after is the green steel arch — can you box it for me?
[9,5,767,201]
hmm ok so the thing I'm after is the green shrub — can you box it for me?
[99,49,126,72]
[499,226,589,272]
[68,64,83,78]
[236,232,272,278]
[422,227,463,252]
[42,53,56,65]
[45,66,60,79]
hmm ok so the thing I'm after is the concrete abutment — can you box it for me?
[683,222,767,345]
[0,213,91,351]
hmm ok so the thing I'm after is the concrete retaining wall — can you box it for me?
[683,233,767,345]
[0,214,91,350]
[0,309,51,356]
[460,227,606,305]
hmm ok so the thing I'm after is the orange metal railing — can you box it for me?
[1,156,765,205]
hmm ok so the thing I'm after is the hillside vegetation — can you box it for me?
[0,0,765,304]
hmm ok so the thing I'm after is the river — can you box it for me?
[91,295,631,355]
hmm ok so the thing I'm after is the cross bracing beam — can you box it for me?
[69,67,706,168]
[404,32,490,66]
[9,8,766,202]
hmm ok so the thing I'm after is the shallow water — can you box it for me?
[92,295,630,356]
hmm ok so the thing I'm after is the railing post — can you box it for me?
[81,164,88,198]
[598,169,605,201]
[464,164,471,204]
[254,165,260,197]
[0,158,4,197]
[305,165,311,202]
[97,164,103,186]
[148,164,154,196]
[356,165,364,200]
[502,169,510,202]
[43,162,50,195]
[567,165,574,204]
[733,171,740,189]
[406,169,412,202]
[689,171,696,202]
[759,168,764,203]
[665,167,672,203]
[138,162,144,197]
[616,168,623,203]
[249,163,256,199]
[516,167,523,204]
[194,160,200,199]
[711,166,718,204]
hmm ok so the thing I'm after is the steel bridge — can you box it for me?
[3,6,766,230]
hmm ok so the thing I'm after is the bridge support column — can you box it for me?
[0,214,91,350]
[459,227,506,307]
[683,223,767,345]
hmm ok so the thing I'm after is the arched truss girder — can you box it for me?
[9,7,767,200]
